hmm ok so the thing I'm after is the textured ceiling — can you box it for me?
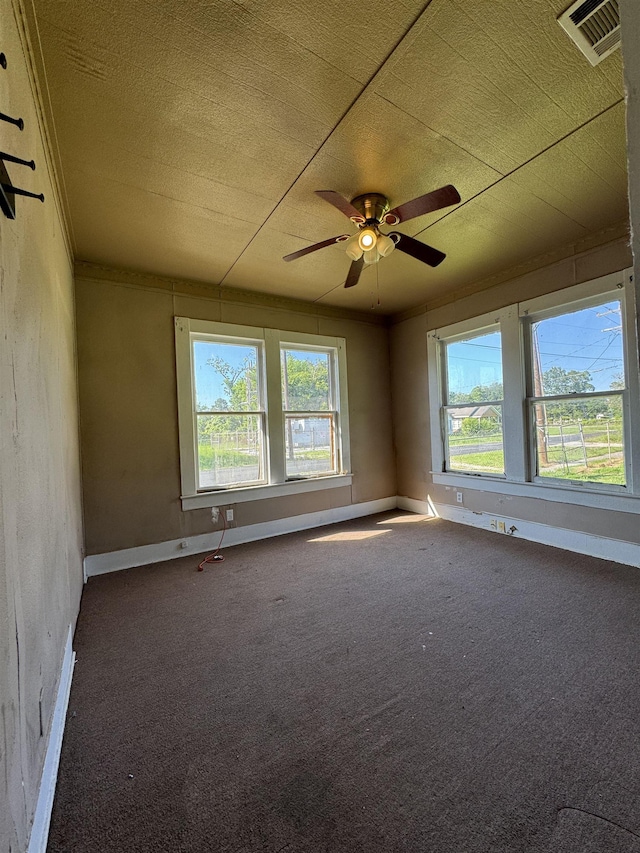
[30,0,628,314]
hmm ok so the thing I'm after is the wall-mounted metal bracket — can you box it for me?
[0,160,16,219]
[0,151,35,170]
[0,162,44,218]
[0,53,43,218]
[0,110,24,130]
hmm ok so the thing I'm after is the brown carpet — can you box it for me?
[47,513,640,852]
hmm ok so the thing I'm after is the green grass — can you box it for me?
[450,450,505,473]
[198,444,259,469]
[539,462,625,485]
[290,449,331,460]
[540,446,623,465]
[542,425,623,442]
[450,447,624,485]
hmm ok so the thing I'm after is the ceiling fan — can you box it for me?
[283,185,461,288]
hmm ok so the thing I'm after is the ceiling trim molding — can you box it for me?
[390,220,631,325]
[73,261,390,327]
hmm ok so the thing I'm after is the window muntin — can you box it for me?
[528,300,626,487]
[281,347,338,478]
[443,329,505,476]
[192,339,265,489]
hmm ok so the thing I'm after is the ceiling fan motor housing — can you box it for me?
[350,193,390,225]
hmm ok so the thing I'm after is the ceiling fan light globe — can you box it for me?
[377,233,395,257]
[345,235,364,261]
[363,247,380,265]
[358,227,377,251]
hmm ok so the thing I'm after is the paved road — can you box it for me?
[450,441,502,456]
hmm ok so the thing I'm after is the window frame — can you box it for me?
[175,319,351,510]
[280,342,340,479]
[192,332,268,490]
[440,322,506,477]
[522,292,628,493]
[428,269,640,512]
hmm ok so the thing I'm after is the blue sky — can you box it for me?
[446,331,503,398]
[193,340,257,410]
[534,301,623,391]
[193,341,329,410]
[446,300,624,399]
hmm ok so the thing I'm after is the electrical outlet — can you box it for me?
[490,518,497,530]
[220,505,236,528]
[211,507,219,522]
[456,491,463,504]
[498,521,506,533]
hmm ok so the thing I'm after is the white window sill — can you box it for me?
[432,471,640,514]
[181,473,353,511]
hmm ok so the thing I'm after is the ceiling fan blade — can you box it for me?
[390,233,446,267]
[315,190,365,223]
[384,184,460,225]
[344,257,364,288]
[283,234,350,262]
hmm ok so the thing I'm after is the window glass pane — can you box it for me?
[193,341,260,412]
[445,404,504,474]
[285,415,335,477]
[281,349,332,411]
[197,414,263,488]
[533,398,625,486]
[445,331,503,403]
[531,301,624,397]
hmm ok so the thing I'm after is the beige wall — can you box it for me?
[621,0,640,336]
[390,234,640,542]
[0,2,85,850]
[75,268,396,556]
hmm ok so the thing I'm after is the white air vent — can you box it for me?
[558,0,620,66]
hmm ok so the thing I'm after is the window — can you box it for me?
[428,270,640,507]
[193,338,265,490]
[281,347,338,478]
[175,319,351,509]
[526,299,626,487]
[443,328,504,476]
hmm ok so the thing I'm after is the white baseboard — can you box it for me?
[433,502,640,569]
[27,625,75,853]
[84,497,398,576]
[396,495,436,516]
[84,495,640,577]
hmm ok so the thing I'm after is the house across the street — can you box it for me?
[448,405,502,433]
